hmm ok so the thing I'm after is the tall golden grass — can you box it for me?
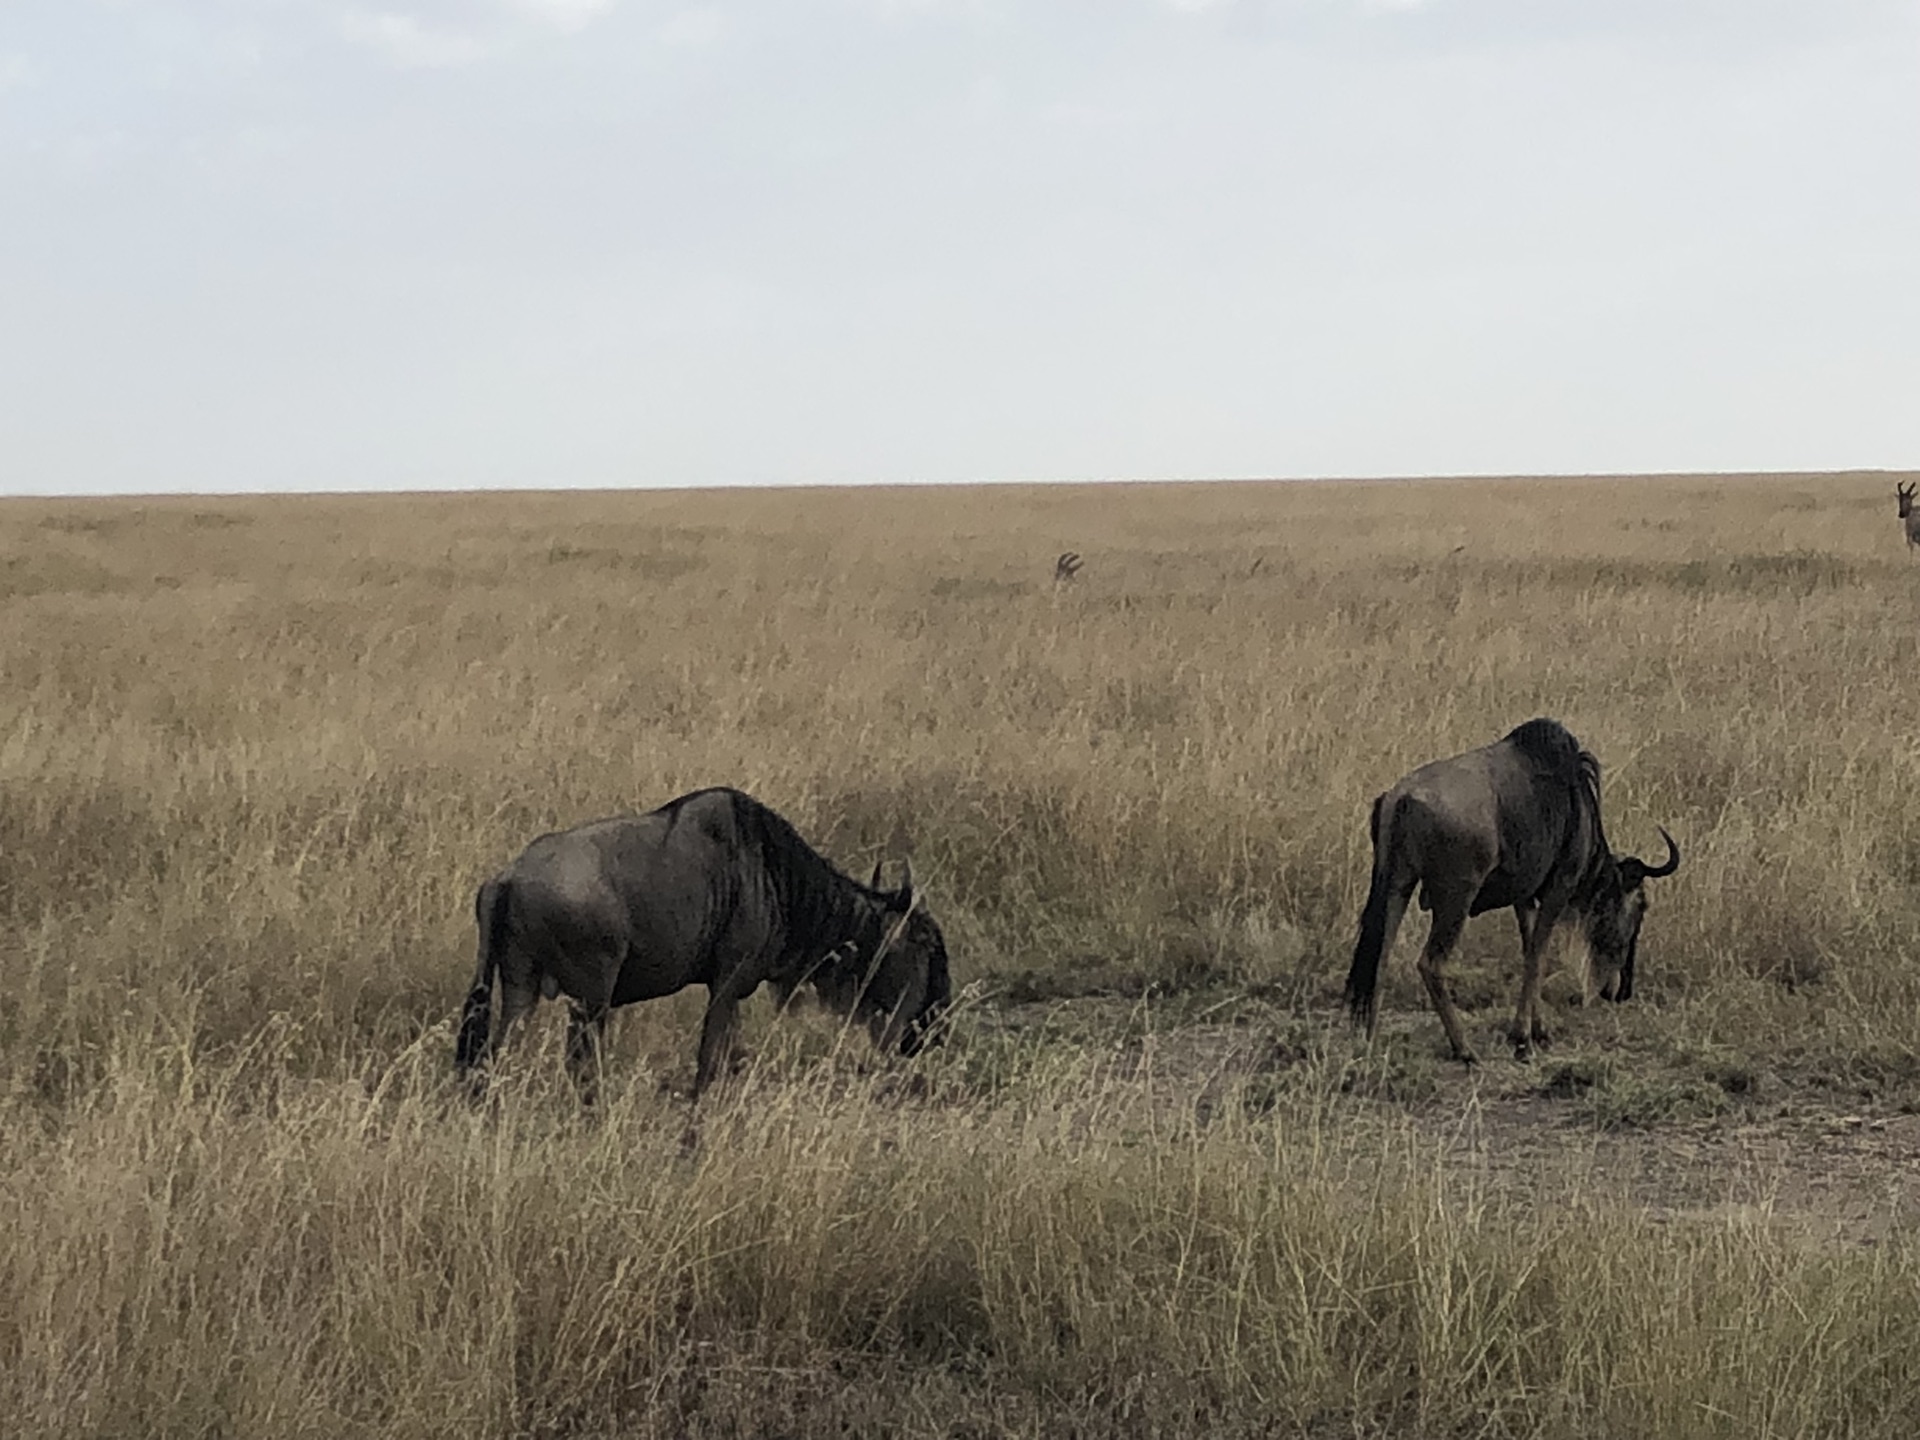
[4,473,1920,1437]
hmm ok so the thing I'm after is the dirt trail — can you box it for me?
[986,998,1920,1244]
[1414,1078,1920,1244]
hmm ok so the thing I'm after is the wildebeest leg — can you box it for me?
[1416,894,1475,1065]
[1509,896,1566,1059]
[486,978,539,1067]
[1353,876,1415,1040]
[693,987,748,1098]
[566,1005,608,1106]
[558,956,618,1105]
[1508,903,1543,1058]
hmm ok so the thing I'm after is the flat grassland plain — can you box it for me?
[6,474,1920,1439]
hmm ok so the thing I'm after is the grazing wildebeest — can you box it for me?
[1344,719,1680,1064]
[1899,482,1919,552]
[454,788,951,1100]
[1054,551,1083,584]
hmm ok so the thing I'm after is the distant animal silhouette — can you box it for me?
[1899,482,1919,553]
[1053,552,1083,584]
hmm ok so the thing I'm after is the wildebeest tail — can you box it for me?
[455,878,511,1074]
[1345,794,1404,1030]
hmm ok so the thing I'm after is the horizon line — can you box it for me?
[4,466,1914,503]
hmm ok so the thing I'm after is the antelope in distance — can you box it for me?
[1899,482,1919,552]
[1345,719,1681,1065]
[456,788,951,1103]
[1054,551,1083,585]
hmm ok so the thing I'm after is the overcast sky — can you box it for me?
[2,1,1917,494]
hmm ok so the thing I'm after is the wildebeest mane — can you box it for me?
[714,788,892,983]
[1503,717,1587,781]
[1503,718,1613,900]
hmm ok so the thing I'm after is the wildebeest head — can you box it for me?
[1579,828,1681,1003]
[814,859,951,1056]
[1900,482,1916,519]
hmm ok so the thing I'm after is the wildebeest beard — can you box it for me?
[1578,863,1647,1003]
[1575,827,1677,1003]
[799,900,951,1055]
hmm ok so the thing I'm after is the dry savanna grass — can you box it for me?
[5,473,1920,1438]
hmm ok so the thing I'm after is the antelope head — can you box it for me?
[1053,551,1083,584]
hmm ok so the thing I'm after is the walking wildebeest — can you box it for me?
[1899,482,1919,552]
[1344,719,1680,1064]
[455,788,951,1100]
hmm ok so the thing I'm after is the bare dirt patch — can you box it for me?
[975,994,1920,1246]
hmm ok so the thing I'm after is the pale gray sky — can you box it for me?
[3,1,1917,494]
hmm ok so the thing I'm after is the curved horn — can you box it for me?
[869,860,885,891]
[896,856,915,906]
[1642,826,1681,879]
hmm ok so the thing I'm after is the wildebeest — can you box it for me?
[1054,551,1083,584]
[1344,719,1680,1063]
[455,787,951,1100]
[1899,482,1919,552]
